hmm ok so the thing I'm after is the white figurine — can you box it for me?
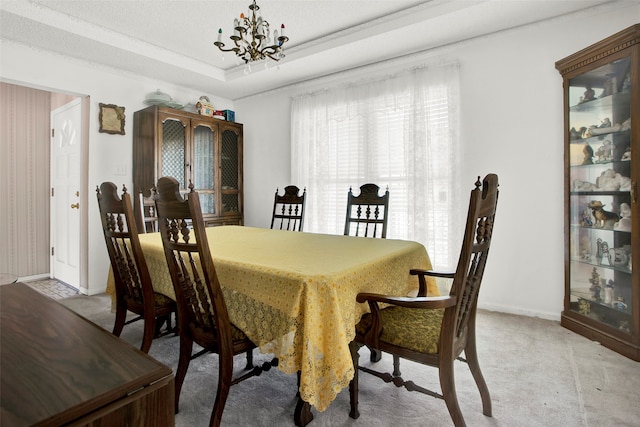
[614,203,632,232]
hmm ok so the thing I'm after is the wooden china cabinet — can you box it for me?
[556,24,639,361]
[132,105,243,228]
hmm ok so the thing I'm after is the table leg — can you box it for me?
[294,371,313,426]
[294,397,313,426]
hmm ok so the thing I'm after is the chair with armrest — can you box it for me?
[138,189,158,233]
[344,183,389,238]
[154,176,277,427]
[348,173,498,427]
[96,182,176,354]
[271,185,306,232]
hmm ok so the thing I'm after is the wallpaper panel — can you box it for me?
[0,82,51,277]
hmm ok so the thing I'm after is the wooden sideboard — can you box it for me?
[0,283,174,426]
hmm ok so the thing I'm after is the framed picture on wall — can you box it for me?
[99,103,125,135]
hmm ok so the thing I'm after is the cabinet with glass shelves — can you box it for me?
[132,106,243,228]
[556,24,639,361]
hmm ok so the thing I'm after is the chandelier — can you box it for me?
[214,0,289,64]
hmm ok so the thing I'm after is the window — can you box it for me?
[291,63,462,269]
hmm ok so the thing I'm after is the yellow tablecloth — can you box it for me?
[106,226,437,411]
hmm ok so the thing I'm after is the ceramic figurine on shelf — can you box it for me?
[570,126,587,140]
[614,203,632,232]
[594,140,613,163]
[621,117,631,132]
[578,299,591,315]
[619,321,630,333]
[595,238,612,266]
[599,118,612,128]
[580,209,593,227]
[580,235,592,260]
[604,280,615,305]
[196,96,214,117]
[582,143,594,165]
[580,84,596,103]
[610,244,632,269]
[587,200,619,228]
[574,180,597,192]
[596,169,631,191]
[613,297,627,311]
[588,267,601,300]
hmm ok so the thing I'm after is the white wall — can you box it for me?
[0,42,234,295]
[234,3,640,320]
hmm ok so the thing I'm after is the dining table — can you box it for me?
[106,225,437,423]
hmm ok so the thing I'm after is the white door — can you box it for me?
[50,98,82,289]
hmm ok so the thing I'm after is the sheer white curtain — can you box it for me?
[291,62,462,269]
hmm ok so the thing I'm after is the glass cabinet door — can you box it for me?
[567,55,633,332]
[160,116,187,189]
[220,127,240,215]
[192,122,216,215]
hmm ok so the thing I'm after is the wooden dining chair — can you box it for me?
[138,189,158,233]
[154,176,277,427]
[348,174,498,427]
[96,182,176,354]
[271,185,306,231]
[344,183,389,238]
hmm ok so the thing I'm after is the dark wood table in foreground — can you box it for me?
[0,283,174,426]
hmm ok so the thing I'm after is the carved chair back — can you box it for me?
[138,189,158,233]
[271,185,306,231]
[154,176,233,351]
[447,174,498,341]
[96,182,175,353]
[344,183,389,238]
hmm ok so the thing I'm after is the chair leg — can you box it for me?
[465,327,492,417]
[174,334,194,414]
[112,301,127,337]
[140,315,156,354]
[349,341,360,419]
[245,349,254,370]
[155,313,177,336]
[154,314,167,335]
[439,358,465,427]
[392,354,401,376]
[368,346,382,362]
[209,351,234,427]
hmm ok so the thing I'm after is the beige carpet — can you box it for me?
[60,294,640,427]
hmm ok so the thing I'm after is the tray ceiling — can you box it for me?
[0,0,615,99]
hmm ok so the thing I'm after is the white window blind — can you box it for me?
[291,63,462,269]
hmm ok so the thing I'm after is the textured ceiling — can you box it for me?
[0,0,616,100]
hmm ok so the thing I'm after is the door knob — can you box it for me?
[70,203,80,209]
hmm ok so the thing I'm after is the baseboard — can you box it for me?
[18,273,51,282]
[478,303,561,321]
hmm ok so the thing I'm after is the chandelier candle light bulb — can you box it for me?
[214,0,289,64]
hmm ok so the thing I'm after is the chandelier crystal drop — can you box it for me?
[214,0,289,64]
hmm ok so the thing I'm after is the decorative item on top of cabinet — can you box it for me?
[132,105,243,229]
[556,24,639,361]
